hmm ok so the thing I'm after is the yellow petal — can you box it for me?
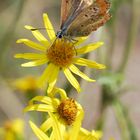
[25,25,50,46]
[29,96,59,108]
[38,64,53,86]
[48,112,63,140]
[76,42,104,55]
[78,129,88,140]
[69,64,95,82]
[43,13,56,40]
[11,119,24,135]
[38,63,59,88]
[78,128,101,140]
[92,130,102,139]
[40,118,53,132]
[75,37,88,46]
[69,110,84,140]
[47,65,60,93]
[16,39,46,52]
[21,58,48,67]
[24,104,56,112]
[74,58,106,69]
[49,88,67,100]
[29,121,50,140]
[50,133,55,140]
[63,68,81,93]
[14,53,46,60]
[12,76,38,91]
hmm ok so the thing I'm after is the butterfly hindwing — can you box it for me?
[80,13,111,36]
[66,0,111,37]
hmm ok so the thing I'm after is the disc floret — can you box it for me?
[47,39,75,67]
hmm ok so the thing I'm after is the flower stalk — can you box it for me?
[118,0,140,73]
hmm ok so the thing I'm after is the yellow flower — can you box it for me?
[24,88,84,127]
[77,128,102,140]
[0,119,24,140]
[12,75,39,92]
[29,120,102,140]
[15,13,106,93]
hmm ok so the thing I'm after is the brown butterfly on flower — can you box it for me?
[16,0,111,93]
[56,0,111,38]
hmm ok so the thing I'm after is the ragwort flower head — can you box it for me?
[24,88,84,126]
[12,75,39,92]
[15,13,106,93]
[0,119,24,140]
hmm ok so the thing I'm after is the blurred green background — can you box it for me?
[0,0,140,140]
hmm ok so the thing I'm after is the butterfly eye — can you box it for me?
[56,31,63,38]
[58,34,63,38]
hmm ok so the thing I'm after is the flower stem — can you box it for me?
[95,106,106,130]
[116,99,138,140]
[113,100,130,140]
[106,19,116,69]
[0,0,26,67]
[118,0,140,73]
[113,99,138,140]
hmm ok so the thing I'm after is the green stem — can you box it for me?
[95,106,106,130]
[106,18,116,69]
[95,86,109,130]
[113,101,130,140]
[0,1,15,13]
[118,0,140,73]
[0,0,26,62]
[117,100,138,140]
[113,99,138,140]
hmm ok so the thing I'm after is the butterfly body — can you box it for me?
[56,29,66,38]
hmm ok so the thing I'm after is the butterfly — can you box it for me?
[56,0,111,38]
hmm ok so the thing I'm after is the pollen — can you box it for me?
[47,38,75,67]
[57,98,78,125]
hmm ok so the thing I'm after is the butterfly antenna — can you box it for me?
[30,27,53,31]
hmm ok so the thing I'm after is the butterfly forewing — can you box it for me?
[60,0,72,28]
[60,0,93,30]
[66,0,111,37]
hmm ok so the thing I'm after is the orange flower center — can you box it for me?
[57,98,78,125]
[47,38,75,67]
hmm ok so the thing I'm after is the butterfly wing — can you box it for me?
[66,0,111,36]
[60,0,72,28]
[60,0,93,30]
[79,13,111,36]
